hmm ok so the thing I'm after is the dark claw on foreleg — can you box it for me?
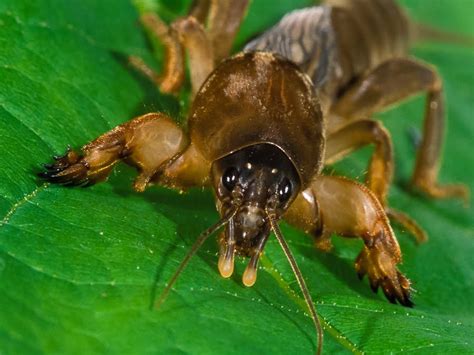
[38,147,90,186]
[369,278,380,294]
[355,244,413,307]
[379,272,413,307]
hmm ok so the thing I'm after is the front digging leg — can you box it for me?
[40,113,210,192]
[355,226,412,306]
[285,175,412,306]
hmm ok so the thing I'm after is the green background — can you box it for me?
[0,0,473,353]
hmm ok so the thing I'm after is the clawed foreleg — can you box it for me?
[285,175,413,306]
[39,113,208,192]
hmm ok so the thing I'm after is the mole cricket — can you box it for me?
[39,0,470,353]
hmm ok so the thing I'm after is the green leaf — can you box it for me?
[0,0,473,353]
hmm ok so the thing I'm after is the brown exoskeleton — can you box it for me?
[39,0,469,353]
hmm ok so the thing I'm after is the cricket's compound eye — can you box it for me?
[277,177,293,203]
[222,167,239,191]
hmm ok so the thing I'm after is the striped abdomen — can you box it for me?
[244,6,338,93]
[244,0,413,100]
[327,0,412,85]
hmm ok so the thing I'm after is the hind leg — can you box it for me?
[40,113,209,192]
[130,0,249,95]
[205,0,250,61]
[331,57,468,202]
[130,14,213,96]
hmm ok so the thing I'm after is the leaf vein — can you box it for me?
[260,255,363,354]
[0,184,47,226]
